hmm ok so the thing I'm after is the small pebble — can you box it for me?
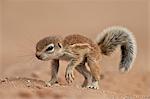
[26,80,31,87]
[35,85,43,89]
[27,84,31,87]
[1,79,6,82]
[27,80,31,83]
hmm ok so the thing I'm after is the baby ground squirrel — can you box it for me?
[35,26,137,89]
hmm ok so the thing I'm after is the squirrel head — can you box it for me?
[35,36,63,61]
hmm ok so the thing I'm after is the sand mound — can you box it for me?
[0,77,149,99]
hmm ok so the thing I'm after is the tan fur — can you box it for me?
[36,34,102,89]
[35,26,137,89]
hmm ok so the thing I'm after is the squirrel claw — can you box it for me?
[65,70,75,84]
[45,81,52,87]
[86,81,99,89]
[45,80,58,87]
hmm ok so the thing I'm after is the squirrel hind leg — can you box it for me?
[76,63,99,89]
[75,61,92,87]
[86,80,99,89]
[86,57,101,89]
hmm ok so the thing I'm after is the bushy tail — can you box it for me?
[96,26,137,72]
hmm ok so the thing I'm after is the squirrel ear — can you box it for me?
[58,43,62,48]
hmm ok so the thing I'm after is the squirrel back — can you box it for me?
[96,26,137,72]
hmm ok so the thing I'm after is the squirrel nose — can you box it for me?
[36,54,42,60]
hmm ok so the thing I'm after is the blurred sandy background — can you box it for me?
[0,0,150,99]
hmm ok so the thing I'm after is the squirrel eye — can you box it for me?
[46,46,54,51]
[46,44,55,52]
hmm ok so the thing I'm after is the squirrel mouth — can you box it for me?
[36,54,42,60]
[36,54,49,61]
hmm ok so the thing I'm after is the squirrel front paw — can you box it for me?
[45,79,58,87]
[65,69,75,84]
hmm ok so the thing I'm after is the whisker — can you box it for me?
[14,42,34,52]
[17,54,34,58]
[19,33,39,51]
[13,54,35,65]
[27,57,46,71]
[30,58,46,70]
[11,33,47,69]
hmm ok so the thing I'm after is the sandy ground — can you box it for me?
[0,68,150,99]
[0,77,149,99]
[1,0,150,99]
[0,46,150,99]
